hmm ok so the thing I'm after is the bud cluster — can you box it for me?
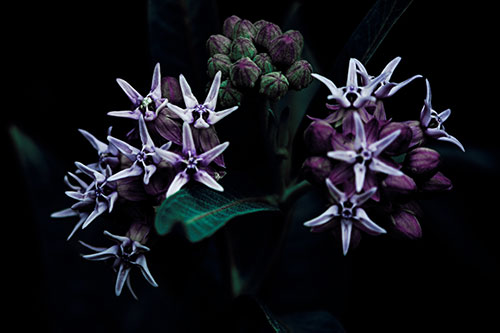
[206,15,314,106]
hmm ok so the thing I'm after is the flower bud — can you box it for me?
[391,210,422,239]
[230,37,257,61]
[302,156,333,186]
[207,54,232,79]
[421,171,453,192]
[223,15,241,38]
[285,60,313,90]
[218,79,243,107]
[404,120,424,148]
[255,22,282,50]
[268,30,304,67]
[232,19,256,40]
[259,71,289,100]
[161,76,183,105]
[127,222,150,244]
[379,121,413,155]
[382,173,417,194]
[206,34,231,56]
[253,53,275,74]
[229,57,261,88]
[253,19,270,32]
[303,120,334,155]
[406,147,440,175]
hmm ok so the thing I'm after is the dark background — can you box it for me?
[5,0,499,332]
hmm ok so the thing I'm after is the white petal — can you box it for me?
[355,208,386,234]
[198,142,229,166]
[369,158,403,176]
[353,163,366,192]
[194,170,223,192]
[194,117,210,129]
[155,148,183,165]
[351,187,377,206]
[204,71,221,110]
[380,56,401,81]
[166,103,193,123]
[369,129,401,156]
[166,172,190,197]
[303,205,338,227]
[438,134,465,152]
[325,178,347,203]
[138,115,155,149]
[78,129,108,154]
[181,122,196,156]
[82,201,108,229]
[51,208,78,218]
[341,219,353,255]
[346,58,358,88]
[150,63,162,100]
[107,136,140,160]
[207,106,238,125]
[438,108,452,122]
[143,164,157,185]
[179,74,199,109]
[134,255,159,288]
[420,79,432,126]
[116,78,143,105]
[115,264,132,296]
[327,150,357,163]
[353,112,367,150]
[107,163,144,182]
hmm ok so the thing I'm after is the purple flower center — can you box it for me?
[193,104,210,120]
[184,155,200,175]
[136,151,147,163]
[429,111,445,130]
[339,201,355,219]
[356,148,373,164]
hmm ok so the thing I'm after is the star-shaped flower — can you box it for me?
[420,79,465,152]
[167,71,239,129]
[107,115,172,185]
[156,122,229,197]
[354,56,422,98]
[311,58,390,109]
[79,230,158,300]
[108,63,167,122]
[327,112,403,192]
[303,178,386,255]
[51,163,118,238]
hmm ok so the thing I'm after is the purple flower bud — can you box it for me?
[253,53,275,74]
[116,177,149,202]
[268,30,304,67]
[207,54,232,79]
[230,37,257,61]
[232,19,256,40]
[391,210,422,239]
[255,22,282,50]
[406,147,440,175]
[303,120,334,155]
[421,171,453,192]
[223,15,241,38]
[302,156,333,186]
[229,57,261,88]
[206,34,232,56]
[382,173,417,194]
[379,122,413,155]
[285,60,313,90]
[161,76,183,105]
[253,19,270,32]
[404,120,424,148]
[259,71,289,100]
[218,79,243,108]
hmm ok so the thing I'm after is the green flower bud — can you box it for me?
[230,37,257,61]
[253,53,275,74]
[285,59,313,90]
[232,19,256,40]
[253,19,270,32]
[206,34,231,56]
[259,71,289,100]
[255,22,282,50]
[269,30,304,67]
[218,79,243,108]
[223,15,241,38]
[229,57,261,88]
[207,54,232,79]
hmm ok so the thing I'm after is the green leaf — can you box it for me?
[154,183,279,242]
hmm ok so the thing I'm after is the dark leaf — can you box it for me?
[154,183,279,242]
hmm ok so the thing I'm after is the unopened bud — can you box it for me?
[382,173,417,194]
[254,53,275,74]
[255,22,282,50]
[406,147,440,175]
[302,156,333,186]
[259,71,289,100]
[379,122,413,155]
[161,76,183,105]
[223,15,241,38]
[268,30,303,67]
[230,57,261,88]
[206,34,231,56]
[404,120,424,148]
[303,120,334,155]
[218,79,243,107]
[285,59,313,90]
[232,19,256,40]
[127,222,151,244]
[207,54,232,79]
[421,171,453,192]
[253,19,270,32]
[230,37,257,61]
[391,210,422,239]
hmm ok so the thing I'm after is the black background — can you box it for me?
[5,1,499,332]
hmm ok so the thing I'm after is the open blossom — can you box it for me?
[51,163,118,239]
[167,71,239,129]
[327,112,404,192]
[79,230,158,300]
[78,127,119,171]
[156,122,229,197]
[420,79,465,152]
[107,115,172,185]
[303,178,386,255]
[311,58,390,109]
[108,63,167,122]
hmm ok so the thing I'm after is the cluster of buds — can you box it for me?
[206,15,314,106]
[52,63,238,298]
[301,57,464,255]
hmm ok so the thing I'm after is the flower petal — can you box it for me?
[116,78,143,105]
[369,157,404,176]
[150,63,162,100]
[194,117,210,129]
[107,136,140,160]
[420,79,432,126]
[166,103,193,123]
[311,73,350,108]
[346,58,358,88]
[179,74,199,109]
[204,71,221,110]
[134,254,159,287]
[325,178,346,203]
[166,171,190,197]
[438,108,451,122]
[351,187,377,206]
[206,106,238,125]
[438,134,465,152]
[327,150,357,163]
[51,208,78,218]
[115,264,132,296]
[107,163,144,182]
[368,129,401,156]
[138,115,155,149]
[355,207,386,234]
[353,162,366,192]
[382,74,422,97]
[303,205,338,227]
[143,164,157,185]
[78,129,108,154]
[380,56,401,82]
[353,112,367,150]
[198,142,229,166]
[155,148,183,165]
[107,110,141,120]
[181,122,196,156]
[194,170,224,192]
[81,244,120,261]
[82,201,108,229]
[341,219,353,255]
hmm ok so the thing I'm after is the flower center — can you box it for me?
[136,150,147,163]
[139,96,155,112]
[340,201,355,219]
[184,153,200,175]
[193,104,210,121]
[356,148,373,164]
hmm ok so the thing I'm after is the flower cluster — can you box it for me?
[206,15,313,106]
[52,63,236,298]
[301,57,464,255]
